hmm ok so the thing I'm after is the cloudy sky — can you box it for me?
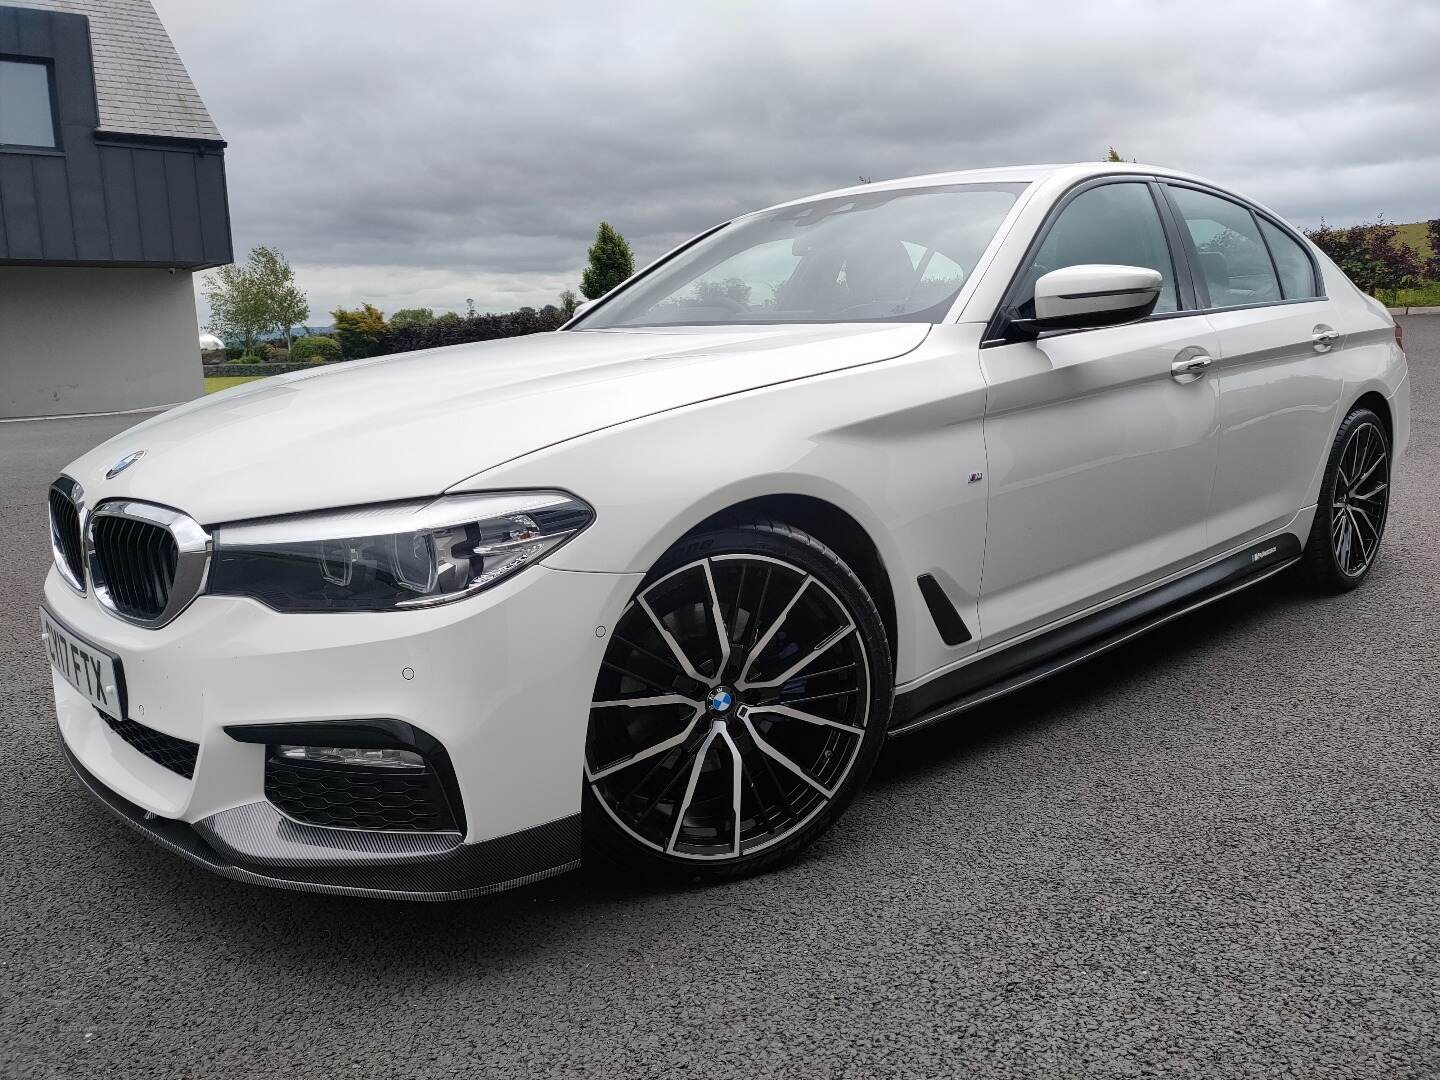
[157,0,1439,325]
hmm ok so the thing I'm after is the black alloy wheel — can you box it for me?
[583,521,892,880]
[1303,406,1391,591]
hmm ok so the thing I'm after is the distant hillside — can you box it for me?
[1395,221,1435,259]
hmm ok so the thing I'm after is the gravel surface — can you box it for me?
[2,319,1437,1080]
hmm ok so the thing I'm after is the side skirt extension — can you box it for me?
[889,534,1302,738]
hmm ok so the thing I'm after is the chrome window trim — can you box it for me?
[85,499,212,629]
[48,475,87,595]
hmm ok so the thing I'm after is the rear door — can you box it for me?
[1160,183,1344,548]
[977,179,1222,645]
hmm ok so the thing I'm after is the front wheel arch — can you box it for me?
[680,494,897,666]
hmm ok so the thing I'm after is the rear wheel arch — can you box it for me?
[1351,390,1392,445]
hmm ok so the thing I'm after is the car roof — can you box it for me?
[754,162,1214,214]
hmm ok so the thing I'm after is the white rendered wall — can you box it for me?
[0,267,204,418]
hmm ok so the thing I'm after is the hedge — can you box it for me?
[382,305,568,354]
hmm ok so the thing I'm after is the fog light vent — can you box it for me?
[278,745,424,769]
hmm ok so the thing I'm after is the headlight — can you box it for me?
[208,491,593,612]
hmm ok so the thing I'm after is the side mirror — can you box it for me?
[1021,264,1163,333]
[572,298,598,318]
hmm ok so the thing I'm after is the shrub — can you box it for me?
[291,334,342,362]
[332,303,389,358]
[225,345,244,360]
[390,307,436,330]
[382,305,568,354]
[1303,216,1425,302]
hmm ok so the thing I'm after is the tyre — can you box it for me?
[1301,406,1391,592]
[582,520,893,882]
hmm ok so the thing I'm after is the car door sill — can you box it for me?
[888,534,1302,739]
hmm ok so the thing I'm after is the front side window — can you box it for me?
[0,59,57,148]
[1258,218,1319,299]
[1017,182,1179,317]
[1168,186,1281,309]
[581,184,1024,328]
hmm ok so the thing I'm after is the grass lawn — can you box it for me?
[204,375,264,394]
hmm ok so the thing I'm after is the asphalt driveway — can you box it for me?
[2,319,1436,1079]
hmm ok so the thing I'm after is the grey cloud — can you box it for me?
[158,0,1440,322]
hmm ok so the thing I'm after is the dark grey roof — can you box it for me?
[11,0,221,141]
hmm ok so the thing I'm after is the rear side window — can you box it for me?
[1019,182,1178,316]
[1168,187,1281,309]
[1258,218,1319,299]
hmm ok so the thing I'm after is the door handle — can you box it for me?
[1312,326,1340,353]
[1170,353,1213,384]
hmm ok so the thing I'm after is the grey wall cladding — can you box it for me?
[0,3,230,268]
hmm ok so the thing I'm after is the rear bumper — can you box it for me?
[62,737,580,900]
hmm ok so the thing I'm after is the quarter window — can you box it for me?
[0,59,57,148]
[1168,187,1281,309]
[1018,183,1178,317]
[1258,218,1319,299]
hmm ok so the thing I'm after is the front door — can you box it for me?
[978,180,1222,645]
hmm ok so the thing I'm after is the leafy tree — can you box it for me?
[1106,147,1124,162]
[558,288,580,318]
[1304,216,1425,302]
[331,302,389,358]
[580,222,634,299]
[203,246,308,355]
[1426,218,1440,280]
[203,262,270,356]
[391,307,436,330]
[248,245,309,349]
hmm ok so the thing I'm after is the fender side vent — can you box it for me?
[918,574,972,646]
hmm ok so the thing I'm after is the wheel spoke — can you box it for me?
[666,725,720,853]
[639,593,712,684]
[1351,452,1386,491]
[1347,506,1377,561]
[701,559,733,682]
[736,575,812,686]
[739,622,855,691]
[1351,481,1388,504]
[586,702,705,781]
[740,714,841,798]
[717,723,745,857]
[601,659,685,698]
[745,702,865,735]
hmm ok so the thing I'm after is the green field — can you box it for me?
[1395,220,1435,259]
[204,375,264,394]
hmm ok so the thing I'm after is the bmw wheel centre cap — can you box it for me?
[706,686,735,714]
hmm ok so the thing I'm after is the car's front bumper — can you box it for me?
[44,561,641,900]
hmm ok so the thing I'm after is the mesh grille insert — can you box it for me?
[97,709,199,779]
[48,484,84,586]
[93,515,179,621]
[265,757,459,832]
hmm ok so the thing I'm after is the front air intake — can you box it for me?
[92,515,179,621]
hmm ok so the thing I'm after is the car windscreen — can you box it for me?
[578,183,1027,328]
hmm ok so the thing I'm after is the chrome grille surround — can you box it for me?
[48,476,87,594]
[86,500,211,628]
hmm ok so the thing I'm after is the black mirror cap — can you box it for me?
[1005,291,1161,340]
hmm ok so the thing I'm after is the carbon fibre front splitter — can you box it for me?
[59,736,581,901]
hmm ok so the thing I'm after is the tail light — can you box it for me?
[1395,322,1404,350]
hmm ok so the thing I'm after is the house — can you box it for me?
[0,0,231,417]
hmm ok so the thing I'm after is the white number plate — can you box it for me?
[41,608,124,718]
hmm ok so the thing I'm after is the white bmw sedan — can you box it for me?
[43,163,1408,899]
